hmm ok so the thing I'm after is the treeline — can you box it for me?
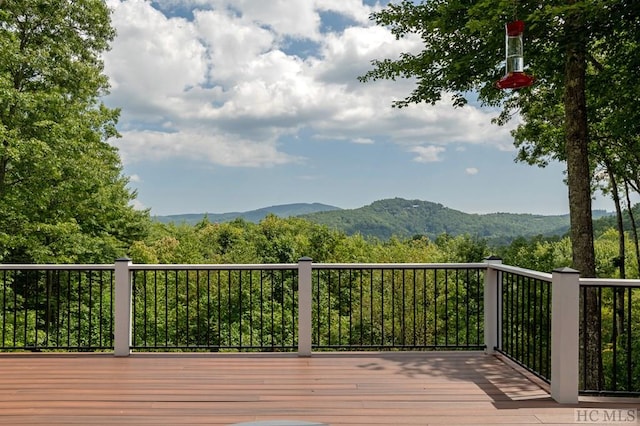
[129,215,491,265]
[498,228,640,278]
[130,214,640,279]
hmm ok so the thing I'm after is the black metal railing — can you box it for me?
[579,281,640,396]
[5,259,640,402]
[496,269,552,382]
[130,265,298,351]
[312,264,485,350]
[0,266,114,351]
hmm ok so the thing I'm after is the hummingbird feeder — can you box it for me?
[495,20,534,90]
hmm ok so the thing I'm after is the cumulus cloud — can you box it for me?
[465,167,479,175]
[102,0,517,169]
[311,25,420,86]
[114,130,301,167]
[410,146,445,163]
[315,0,378,24]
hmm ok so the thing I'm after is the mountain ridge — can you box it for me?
[153,202,341,225]
[299,198,574,243]
[153,198,612,244]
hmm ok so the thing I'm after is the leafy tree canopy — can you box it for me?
[360,1,635,110]
[0,0,150,263]
[360,0,639,279]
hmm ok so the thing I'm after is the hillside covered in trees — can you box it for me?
[154,198,603,244]
[300,198,575,243]
[155,203,339,225]
[154,198,618,245]
[128,213,637,278]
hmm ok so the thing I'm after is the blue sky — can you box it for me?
[102,0,612,216]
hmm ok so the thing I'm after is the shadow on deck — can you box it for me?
[0,351,636,425]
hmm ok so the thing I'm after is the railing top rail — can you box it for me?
[0,264,115,271]
[0,262,494,270]
[580,278,640,287]
[129,263,298,271]
[0,262,489,271]
[488,263,552,281]
[311,262,487,270]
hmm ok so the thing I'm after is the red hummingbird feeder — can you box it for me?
[496,20,534,90]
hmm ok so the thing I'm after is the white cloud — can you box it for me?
[465,167,479,175]
[114,130,301,167]
[410,146,445,163]
[314,0,377,24]
[103,0,517,170]
[193,9,276,84]
[312,25,421,86]
[220,0,322,40]
[352,137,374,144]
[150,0,323,39]
[130,198,147,211]
[129,174,142,183]
[106,1,207,98]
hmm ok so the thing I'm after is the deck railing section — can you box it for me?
[0,265,114,351]
[312,264,485,350]
[494,266,552,382]
[3,259,639,403]
[579,279,640,396]
[484,263,580,403]
[129,265,298,351]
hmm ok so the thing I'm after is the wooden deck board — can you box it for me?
[0,351,636,425]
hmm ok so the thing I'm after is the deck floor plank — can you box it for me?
[0,351,636,425]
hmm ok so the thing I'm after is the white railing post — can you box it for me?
[114,258,132,357]
[298,257,313,357]
[551,267,580,403]
[484,256,502,355]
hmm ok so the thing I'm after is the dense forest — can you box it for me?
[300,198,575,244]
[128,213,639,278]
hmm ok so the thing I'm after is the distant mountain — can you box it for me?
[299,198,574,244]
[154,198,615,244]
[154,203,341,225]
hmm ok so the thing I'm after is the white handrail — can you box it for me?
[488,263,553,281]
[579,278,640,287]
[0,264,114,270]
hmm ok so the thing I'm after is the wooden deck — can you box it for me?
[0,351,636,425]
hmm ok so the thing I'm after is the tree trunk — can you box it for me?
[0,155,6,197]
[564,0,600,390]
[624,180,640,277]
[607,167,626,279]
[0,140,9,198]
[606,167,626,342]
[564,6,595,278]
